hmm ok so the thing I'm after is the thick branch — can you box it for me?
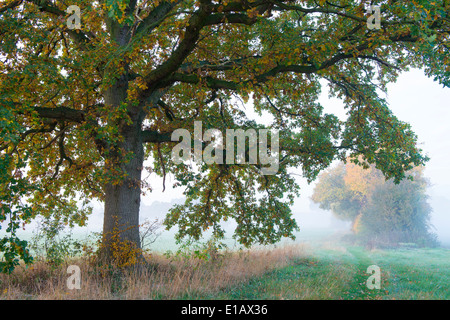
[204,12,258,26]
[0,0,23,13]
[33,106,85,123]
[140,1,213,90]
[134,0,182,37]
[160,63,317,89]
[160,36,405,90]
[210,0,272,13]
[25,105,109,157]
[25,0,94,49]
[177,56,262,74]
[141,130,173,143]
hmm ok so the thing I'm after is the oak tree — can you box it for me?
[1,0,448,268]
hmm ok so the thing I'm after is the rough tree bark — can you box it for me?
[101,81,145,263]
[100,3,146,263]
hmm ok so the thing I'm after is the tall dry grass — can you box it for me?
[0,243,308,300]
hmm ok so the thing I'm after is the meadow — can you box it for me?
[0,228,448,300]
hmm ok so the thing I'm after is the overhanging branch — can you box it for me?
[25,0,95,49]
[0,0,23,13]
[141,130,173,143]
[33,106,85,123]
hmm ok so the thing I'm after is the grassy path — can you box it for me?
[368,248,450,299]
[341,247,386,300]
[208,255,353,299]
[202,246,381,299]
[199,245,449,300]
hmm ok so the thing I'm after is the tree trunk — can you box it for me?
[100,10,149,265]
[101,130,144,265]
[100,72,145,266]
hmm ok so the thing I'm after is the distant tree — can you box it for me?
[310,162,361,224]
[312,160,437,247]
[359,168,436,247]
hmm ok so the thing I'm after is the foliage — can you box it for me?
[1,0,449,268]
[312,161,437,247]
[84,217,163,271]
[358,176,438,247]
[310,162,361,222]
[0,153,35,273]
[164,234,227,262]
[107,220,144,269]
[28,217,92,267]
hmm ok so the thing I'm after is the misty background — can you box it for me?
[4,68,450,250]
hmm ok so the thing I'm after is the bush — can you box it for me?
[29,217,95,267]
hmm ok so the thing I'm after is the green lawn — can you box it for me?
[195,245,450,300]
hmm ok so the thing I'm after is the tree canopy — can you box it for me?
[1,0,449,270]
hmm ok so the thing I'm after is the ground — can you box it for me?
[1,236,448,300]
[202,244,450,300]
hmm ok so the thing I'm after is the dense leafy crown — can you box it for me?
[1,0,449,269]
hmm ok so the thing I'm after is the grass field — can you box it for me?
[200,244,450,300]
[0,237,448,300]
